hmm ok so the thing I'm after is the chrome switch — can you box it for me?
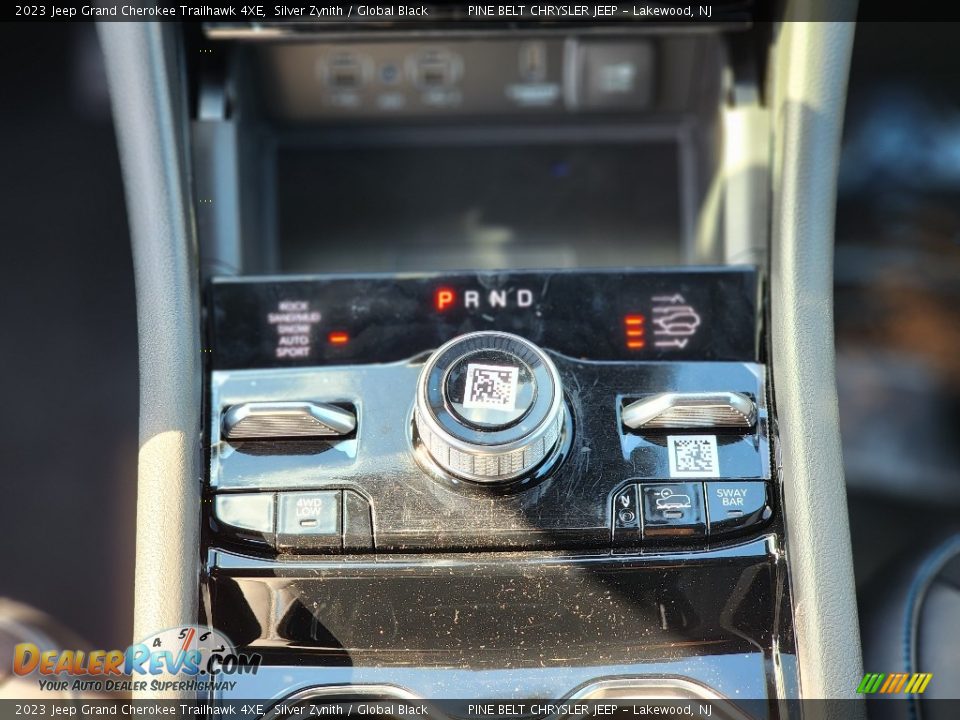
[621,391,756,430]
[222,401,356,440]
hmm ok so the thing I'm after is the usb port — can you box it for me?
[420,64,448,87]
[330,69,360,89]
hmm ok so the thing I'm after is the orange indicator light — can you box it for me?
[328,331,350,345]
[435,288,456,311]
[624,314,647,350]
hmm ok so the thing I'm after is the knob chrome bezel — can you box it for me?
[414,331,566,483]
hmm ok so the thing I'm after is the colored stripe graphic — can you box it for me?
[858,673,933,694]
[891,674,908,693]
[857,674,884,693]
[879,674,896,693]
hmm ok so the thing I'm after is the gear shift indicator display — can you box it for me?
[210,269,758,369]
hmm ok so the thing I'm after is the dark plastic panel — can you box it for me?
[209,268,759,368]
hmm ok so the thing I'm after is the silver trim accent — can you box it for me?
[222,401,356,439]
[621,391,756,430]
[261,686,427,720]
[204,25,750,43]
[566,678,752,719]
[259,677,750,720]
[414,331,565,483]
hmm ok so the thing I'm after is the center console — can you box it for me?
[202,267,795,712]
[99,9,864,715]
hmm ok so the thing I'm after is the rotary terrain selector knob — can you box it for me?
[414,331,565,483]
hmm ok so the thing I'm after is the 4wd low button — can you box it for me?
[276,490,342,552]
[706,482,771,538]
[639,482,706,539]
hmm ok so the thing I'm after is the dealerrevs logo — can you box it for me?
[13,625,260,693]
